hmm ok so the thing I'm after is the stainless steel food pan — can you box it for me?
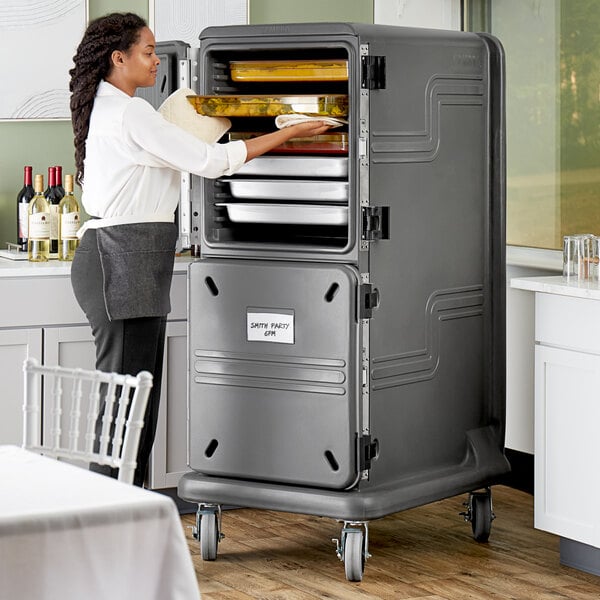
[223,179,348,202]
[216,203,348,225]
[236,156,348,178]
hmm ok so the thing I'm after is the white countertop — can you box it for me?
[0,253,195,278]
[511,275,600,301]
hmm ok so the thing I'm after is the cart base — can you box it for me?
[178,426,511,521]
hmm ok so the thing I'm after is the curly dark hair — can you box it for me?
[69,12,147,186]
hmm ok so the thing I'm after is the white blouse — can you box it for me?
[79,80,247,235]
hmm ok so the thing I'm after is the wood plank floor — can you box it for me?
[180,485,600,599]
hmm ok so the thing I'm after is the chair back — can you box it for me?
[22,357,153,485]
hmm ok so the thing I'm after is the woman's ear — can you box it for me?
[110,49,125,68]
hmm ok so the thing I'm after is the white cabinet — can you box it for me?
[0,261,192,490]
[41,325,97,447]
[0,325,100,448]
[44,325,96,368]
[534,344,600,545]
[534,291,600,548]
[0,328,42,446]
[149,320,188,488]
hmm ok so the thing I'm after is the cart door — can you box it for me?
[365,29,503,481]
[188,259,361,490]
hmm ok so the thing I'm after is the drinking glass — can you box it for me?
[563,235,578,280]
[563,234,597,281]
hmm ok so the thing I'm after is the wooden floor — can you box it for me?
[180,485,600,599]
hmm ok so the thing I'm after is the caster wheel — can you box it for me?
[470,490,493,543]
[344,529,365,582]
[199,511,219,560]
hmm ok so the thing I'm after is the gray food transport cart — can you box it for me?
[152,22,509,581]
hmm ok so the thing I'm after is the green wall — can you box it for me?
[0,0,148,251]
[249,0,373,24]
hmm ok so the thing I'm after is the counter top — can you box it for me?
[0,254,195,278]
[511,275,600,301]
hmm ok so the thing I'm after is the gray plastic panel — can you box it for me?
[188,259,361,489]
[361,27,507,492]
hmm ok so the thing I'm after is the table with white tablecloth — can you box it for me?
[0,445,200,600]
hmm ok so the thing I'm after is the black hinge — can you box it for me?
[359,435,379,471]
[361,55,386,89]
[362,206,390,241]
[360,283,380,319]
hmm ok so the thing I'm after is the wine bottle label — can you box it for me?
[49,204,59,239]
[18,204,29,238]
[60,212,81,238]
[29,213,51,239]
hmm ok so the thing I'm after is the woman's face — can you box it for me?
[118,26,160,91]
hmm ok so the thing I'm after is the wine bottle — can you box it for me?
[43,166,53,197]
[17,165,35,252]
[28,174,50,262]
[45,166,60,255]
[58,174,80,261]
[54,165,65,201]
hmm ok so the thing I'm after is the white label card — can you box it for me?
[247,310,294,344]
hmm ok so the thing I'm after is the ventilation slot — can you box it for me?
[205,439,219,457]
[324,450,340,471]
[205,276,219,296]
[324,282,340,302]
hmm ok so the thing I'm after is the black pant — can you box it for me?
[71,229,167,486]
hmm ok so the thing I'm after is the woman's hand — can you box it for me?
[283,120,334,138]
[243,121,333,161]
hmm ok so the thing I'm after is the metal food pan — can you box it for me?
[223,178,348,202]
[236,156,348,178]
[215,203,348,225]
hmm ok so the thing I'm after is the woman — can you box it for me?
[69,12,331,486]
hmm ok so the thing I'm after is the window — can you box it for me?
[465,0,600,250]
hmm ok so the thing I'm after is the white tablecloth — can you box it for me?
[0,445,200,600]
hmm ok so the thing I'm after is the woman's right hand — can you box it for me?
[283,120,333,138]
[243,121,334,161]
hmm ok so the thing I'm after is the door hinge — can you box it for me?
[360,283,380,319]
[361,55,386,90]
[359,435,379,471]
[362,206,390,241]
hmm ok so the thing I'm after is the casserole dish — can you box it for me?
[188,94,348,118]
[228,132,349,154]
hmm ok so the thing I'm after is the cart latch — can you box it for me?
[362,206,390,241]
[361,55,386,89]
[360,284,380,319]
[359,435,379,471]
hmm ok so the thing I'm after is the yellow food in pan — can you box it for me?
[230,60,348,81]
[187,95,348,118]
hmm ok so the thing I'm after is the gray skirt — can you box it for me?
[72,222,177,321]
